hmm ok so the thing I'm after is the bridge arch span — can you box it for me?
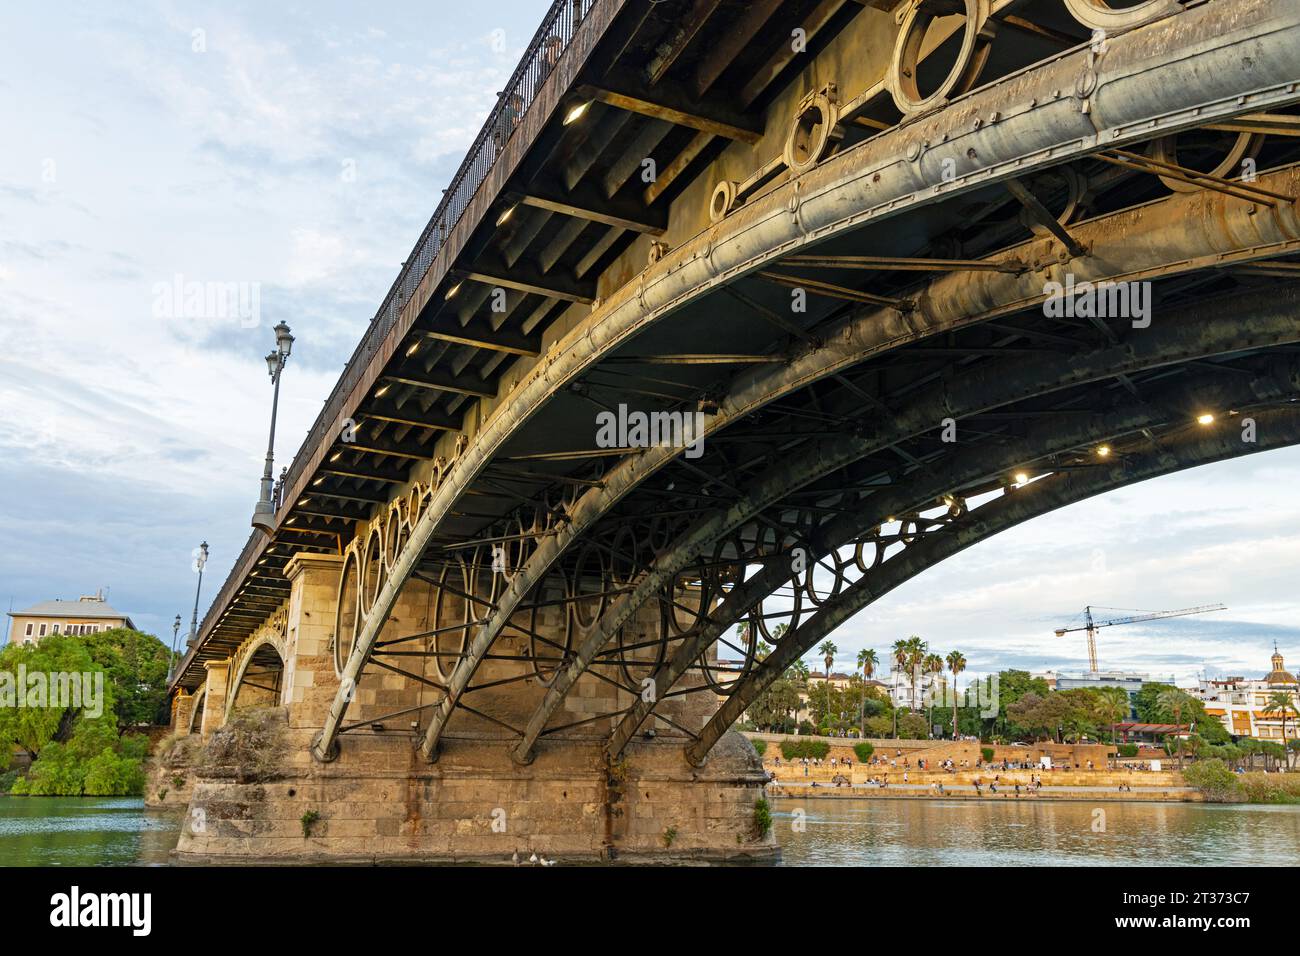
[226,633,289,720]
[311,2,1300,762]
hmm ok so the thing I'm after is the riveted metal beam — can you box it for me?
[513,283,1300,762]
[685,407,1300,764]
[606,362,1300,756]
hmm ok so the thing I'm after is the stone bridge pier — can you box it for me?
[173,551,774,864]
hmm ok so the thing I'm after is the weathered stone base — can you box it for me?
[144,733,202,810]
[175,724,778,864]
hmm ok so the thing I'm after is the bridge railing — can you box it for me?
[189,0,600,665]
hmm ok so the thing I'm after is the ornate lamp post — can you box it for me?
[252,321,295,534]
[187,541,209,648]
[168,613,182,681]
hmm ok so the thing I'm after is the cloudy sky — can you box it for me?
[2,1,1297,686]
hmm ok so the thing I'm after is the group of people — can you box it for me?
[772,755,854,778]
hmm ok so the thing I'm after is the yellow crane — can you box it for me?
[1054,604,1227,673]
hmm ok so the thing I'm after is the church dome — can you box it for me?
[1265,647,1296,684]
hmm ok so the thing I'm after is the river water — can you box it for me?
[772,797,1300,866]
[2,796,1297,865]
[0,798,180,866]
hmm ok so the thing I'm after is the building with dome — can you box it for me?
[1188,646,1300,741]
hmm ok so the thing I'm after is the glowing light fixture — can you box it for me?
[563,100,591,126]
[1196,413,1215,425]
[496,204,517,227]
[1097,445,1111,458]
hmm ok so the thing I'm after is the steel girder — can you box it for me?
[416,164,1300,763]
[510,282,1300,761]
[605,359,1300,756]
[313,2,1300,762]
[685,405,1300,763]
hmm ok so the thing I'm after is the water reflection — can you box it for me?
[773,797,1300,866]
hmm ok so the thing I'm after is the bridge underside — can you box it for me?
[170,0,1300,862]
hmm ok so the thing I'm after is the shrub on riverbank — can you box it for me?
[854,742,874,762]
[780,739,830,761]
[1182,759,1240,802]
[1237,772,1300,804]
[8,721,149,796]
[751,739,767,757]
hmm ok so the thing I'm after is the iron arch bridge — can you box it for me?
[169,0,1300,774]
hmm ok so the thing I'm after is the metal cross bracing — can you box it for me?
[164,0,1300,764]
[319,257,1300,762]
[313,133,1300,762]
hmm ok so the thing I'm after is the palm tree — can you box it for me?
[946,650,966,739]
[856,648,879,738]
[889,642,909,738]
[1097,686,1129,748]
[818,641,838,732]
[905,636,928,711]
[891,639,909,714]
[1157,688,1190,768]
[858,647,878,681]
[1266,691,1298,768]
[921,653,944,734]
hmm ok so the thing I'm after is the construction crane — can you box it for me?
[1054,604,1227,673]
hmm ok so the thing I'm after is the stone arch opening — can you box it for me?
[188,689,206,734]
[227,639,286,716]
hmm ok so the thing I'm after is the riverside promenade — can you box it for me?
[750,733,1198,803]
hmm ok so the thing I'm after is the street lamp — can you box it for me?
[187,541,209,648]
[167,613,182,681]
[252,321,294,534]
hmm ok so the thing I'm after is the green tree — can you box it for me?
[748,678,802,732]
[82,627,172,730]
[0,636,112,766]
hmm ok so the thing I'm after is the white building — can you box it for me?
[886,664,946,710]
[1187,647,1300,741]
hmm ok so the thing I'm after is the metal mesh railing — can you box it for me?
[192,0,601,656]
